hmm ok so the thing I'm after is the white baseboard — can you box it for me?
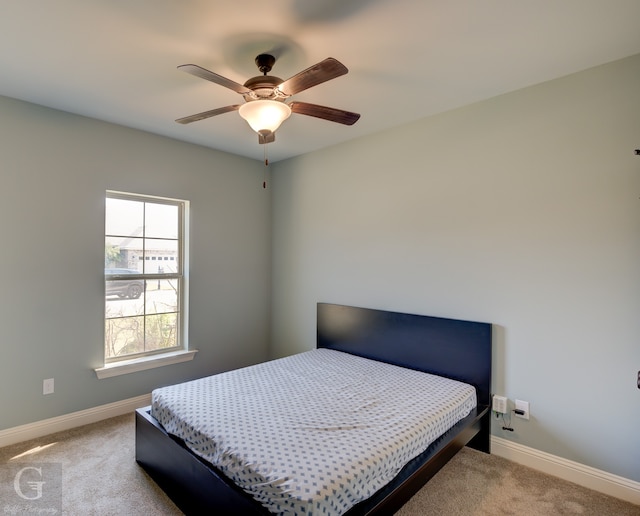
[0,394,151,448]
[491,436,640,506]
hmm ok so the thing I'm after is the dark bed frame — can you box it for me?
[136,303,492,515]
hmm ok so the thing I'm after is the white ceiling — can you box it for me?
[1,1,639,163]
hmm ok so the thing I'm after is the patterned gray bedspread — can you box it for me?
[151,348,476,514]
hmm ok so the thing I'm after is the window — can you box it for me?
[103,191,189,369]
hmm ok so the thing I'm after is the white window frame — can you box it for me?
[95,191,196,379]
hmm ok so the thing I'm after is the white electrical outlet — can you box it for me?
[492,395,507,414]
[43,378,54,395]
[515,399,529,420]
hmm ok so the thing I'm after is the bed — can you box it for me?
[136,303,492,515]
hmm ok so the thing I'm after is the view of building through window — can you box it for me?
[104,192,185,362]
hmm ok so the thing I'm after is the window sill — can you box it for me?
[94,349,198,379]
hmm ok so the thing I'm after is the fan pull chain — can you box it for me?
[263,144,269,189]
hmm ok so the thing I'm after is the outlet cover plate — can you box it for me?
[492,395,507,414]
[43,378,54,395]
[515,399,529,420]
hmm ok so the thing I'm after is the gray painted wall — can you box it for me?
[270,54,640,481]
[0,96,271,430]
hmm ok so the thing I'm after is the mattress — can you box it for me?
[151,348,476,515]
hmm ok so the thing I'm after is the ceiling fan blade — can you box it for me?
[175,105,241,124]
[178,64,251,95]
[289,102,360,126]
[277,58,348,96]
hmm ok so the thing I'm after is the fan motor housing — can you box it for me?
[243,75,284,100]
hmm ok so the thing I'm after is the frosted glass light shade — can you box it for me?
[239,100,291,134]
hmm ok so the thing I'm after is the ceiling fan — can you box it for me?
[176,54,360,145]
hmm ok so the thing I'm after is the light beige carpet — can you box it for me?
[0,413,638,515]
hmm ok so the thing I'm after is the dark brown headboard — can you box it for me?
[317,303,492,407]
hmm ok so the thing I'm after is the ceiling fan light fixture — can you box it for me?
[239,100,291,134]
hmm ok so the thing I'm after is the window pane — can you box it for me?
[145,313,178,351]
[105,237,144,270]
[145,203,178,239]
[105,316,145,359]
[142,240,179,273]
[146,280,178,315]
[105,198,143,237]
[105,281,146,318]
